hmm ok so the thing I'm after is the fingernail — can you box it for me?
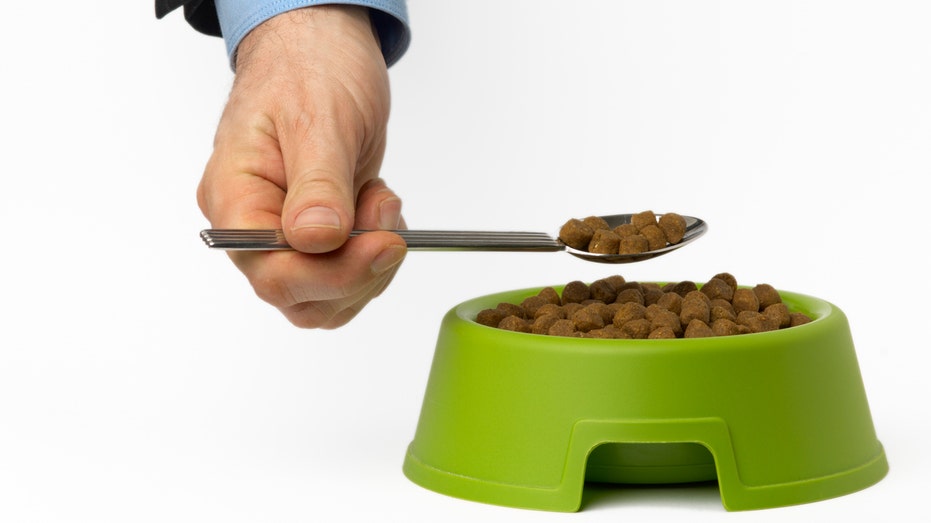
[371,245,406,274]
[293,206,341,231]
[378,197,402,230]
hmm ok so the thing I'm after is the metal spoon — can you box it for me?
[199,213,707,264]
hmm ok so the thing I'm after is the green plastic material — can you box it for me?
[403,286,887,512]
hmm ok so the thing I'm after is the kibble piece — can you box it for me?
[520,295,550,318]
[562,302,584,318]
[631,210,658,231]
[558,219,594,250]
[687,288,711,307]
[612,302,646,328]
[606,301,624,316]
[476,308,507,327]
[655,292,683,314]
[537,286,562,305]
[711,318,742,337]
[496,302,526,319]
[613,223,639,238]
[586,302,616,324]
[644,303,666,321]
[548,319,578,337]
[589,278,619,303]
[641,282,663,292]
[588,229,621,254]
[610,325,633,339]
[643,286,665,306]
[622,318,652,339]
[617,281,644,293]
[572,308,604,332]
[600,324,627,339]
[710,302,737,323]
[582,215,611,231]
[640,224,667,251]
[571,307,605,332]
[561,280,591,304]
[710,298,735,313]
[498,315,530,332]
[603,275,626,289]
[701,277,734,302]
[619,234,649,254]
[531,314,562,335]
[649,326,677,339]
[711,272,738,293]
[789,312,813,327]
[668,280,699,297]
[731,288,760,314]
[684,319,714,338]
[753,283,782,309]
[649,308,682,337]
[614,287,645,305]
[658,213,687,244]
[736,311,775,333]
[680,291,711,325]
[533,303,565,319]
[763,303,791,328]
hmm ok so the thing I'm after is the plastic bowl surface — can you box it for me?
[403,285,888,512]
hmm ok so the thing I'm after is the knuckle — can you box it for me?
[289,170,348,199]
[284,301,339,330]
[250,274,295,307]
[294,300,365,330]
[249,266,358,309]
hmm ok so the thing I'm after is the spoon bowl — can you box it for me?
[561,214,707,263]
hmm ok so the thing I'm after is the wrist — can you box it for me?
[235,5,377,74]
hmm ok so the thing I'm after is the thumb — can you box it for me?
[280,138,357,254]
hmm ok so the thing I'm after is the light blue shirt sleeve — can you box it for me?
[215,0,410,70]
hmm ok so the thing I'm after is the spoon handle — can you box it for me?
[199,229,565,252]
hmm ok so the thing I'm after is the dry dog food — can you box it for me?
[558,211,688,255]
[475,272,813,339]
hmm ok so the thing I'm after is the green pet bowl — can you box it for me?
[403,286,887,512]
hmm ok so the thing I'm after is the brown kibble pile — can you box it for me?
[558,211,688,255]
[475,272,814,339]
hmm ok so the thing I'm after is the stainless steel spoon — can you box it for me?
[199,213,707,264]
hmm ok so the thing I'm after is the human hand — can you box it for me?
[196,6,406,328]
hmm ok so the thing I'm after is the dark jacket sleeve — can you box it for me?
[155,0,221,37]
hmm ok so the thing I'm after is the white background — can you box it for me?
[1,1,929,521]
